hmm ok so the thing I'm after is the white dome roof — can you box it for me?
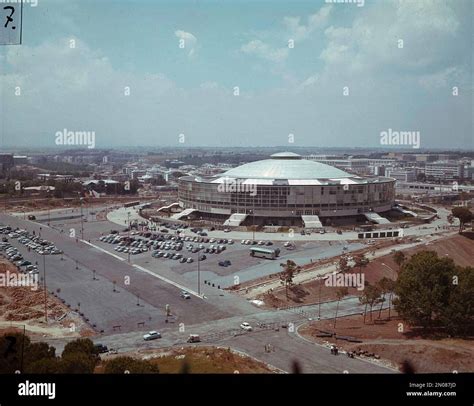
[222,152,351,180]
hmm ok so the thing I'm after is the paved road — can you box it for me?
[38,296,393,373]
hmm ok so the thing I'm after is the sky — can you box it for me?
[0,0,472,149]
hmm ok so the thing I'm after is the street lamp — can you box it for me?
[79,196,84,240]
[43,254,48,323]
[318,275,322,321]
[197,251,201,295]
[127,211,131,263]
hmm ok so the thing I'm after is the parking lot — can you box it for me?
[0,225,64,276]
[94,226,362,289]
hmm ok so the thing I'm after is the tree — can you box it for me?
[26,358,62,374]
[0,333,30,373]
[333,287,349,329]
[337,255,351,273]
[393,251,406,271]
[451,207,473,233]
[59,352,97,374]
[441,266,474,335]
[104,357,160,374]
[23,342,56,370]
[0,333,57,373]
[359,284,381,323]
[279,260,301,299]
[394,251,474,335]
[61,338,99,373]
[377,277,396,319]
[62,338,97,358]
[353,254,369,275]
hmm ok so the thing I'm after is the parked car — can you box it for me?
[181,291,191,299]
[187,334,201,343]
[94,344,109,354]
[240,322,252,331]
[143,331,161,341]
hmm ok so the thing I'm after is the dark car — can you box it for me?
[94,344,109,354]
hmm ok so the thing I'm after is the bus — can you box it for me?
[250,247,280,260]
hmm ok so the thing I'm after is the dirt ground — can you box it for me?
[299,309,474,373]
[3,196,153,213]
[0,259,94,339]
[97,346,277,374]
[259,234,474,308]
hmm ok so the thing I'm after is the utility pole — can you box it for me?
[20,324,26,372]
[197,251,201,295]
[127,211,131,263]
[318,276,322,321]
[43,254,48,323]
[252,203,256,242]
[80,196,84,240]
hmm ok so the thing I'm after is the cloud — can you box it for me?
[418,67,465,91]
[174,30,197,57]
[319,0,461,73]
[240,6,332,64]
[241,40,289,63]
[283,5,332,42]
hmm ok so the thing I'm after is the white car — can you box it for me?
[240,322,252,331]
[143,331,161,341]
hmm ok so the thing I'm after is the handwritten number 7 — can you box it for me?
[3,6,15,28]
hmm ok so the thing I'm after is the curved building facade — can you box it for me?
[178,152,395,225]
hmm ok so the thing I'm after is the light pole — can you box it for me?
[197,251,201,295]
[79,196,84,240]
[127,211,131,263]
[251,205,256,242]
[317,275,324,321]
[43,254,48,323]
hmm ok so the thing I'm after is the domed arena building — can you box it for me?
[177,152,396,228]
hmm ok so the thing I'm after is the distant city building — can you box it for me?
[37,173,75,182]
[0,154,14,175]
[304,155,396,175]
[13,156,28,165]
[131,169,147,179]
[165,159,185,169]
[386,167,417,182]
[425,161,464,180]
